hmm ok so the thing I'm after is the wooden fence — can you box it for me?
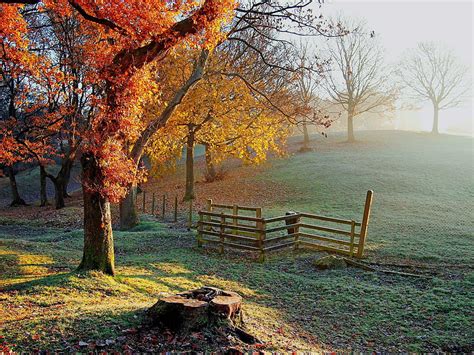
[136,191,195,226]
[197,190,373,260]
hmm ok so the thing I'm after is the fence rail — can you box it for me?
[197,191,373,261]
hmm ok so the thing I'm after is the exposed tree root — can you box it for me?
[343,258,431,278]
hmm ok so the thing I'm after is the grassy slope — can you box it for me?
[260,131,474,264]
[1,131,473,352]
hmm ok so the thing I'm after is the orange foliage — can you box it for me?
[1,0,236,202]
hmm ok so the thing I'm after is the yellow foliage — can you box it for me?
[141,48,294,174]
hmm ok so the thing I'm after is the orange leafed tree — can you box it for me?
[1,0,236,275]
[1,10,67,206]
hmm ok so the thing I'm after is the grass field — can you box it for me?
[1,131,473,352]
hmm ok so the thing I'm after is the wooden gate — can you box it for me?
[197,190,373,260]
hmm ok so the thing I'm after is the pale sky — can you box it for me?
[314,0,474,135]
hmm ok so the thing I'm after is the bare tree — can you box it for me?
[324,19,395,142]
[398,42,471,134]
[293,41,332,151]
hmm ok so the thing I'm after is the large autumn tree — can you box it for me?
[1,0,236,275]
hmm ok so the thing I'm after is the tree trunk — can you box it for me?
[39,165,48,207]
[347,113,355,142]
[204,143,217,182]
[7,165,26,206]
[45,156,74,209]
[118,50,210,229]
[45,174,65,209]
[61,157,74,198]
[302,122,310,149]
[120,184,139,230]
[78,153,115,276]
[432,104,439,134]
[53,179,65,209]
[184,132,195,201]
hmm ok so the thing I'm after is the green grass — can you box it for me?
[259,131,474,264]
[1,131,473,352]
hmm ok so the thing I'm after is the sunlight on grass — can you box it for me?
[0,248,54,279]
[151,262,192,275]
[197,275,259,298]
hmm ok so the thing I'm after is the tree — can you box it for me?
[1,5,97,209]
[1,0,236,275]
[118,0,342,228]
[293,41,332,151]
[0,10,64,206]
[324,19,396,142]
[118,48,210,229]
[37,11,96,209]
[145,53,294,201]
[398,42,471,134]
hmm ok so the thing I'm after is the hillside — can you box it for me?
[1,130,473,352]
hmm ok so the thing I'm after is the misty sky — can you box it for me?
[315,0,473,135]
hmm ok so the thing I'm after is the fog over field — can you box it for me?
[316,0,473,136]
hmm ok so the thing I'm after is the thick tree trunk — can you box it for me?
[120,184,139,230]
[204,144,217,182]
[302,122,310,149]
[39,165,48,207]
[347,113,355,142]
[7,165,26,206]
[432,105,439,134]
[78,153,115,276]
[184,133,195,201]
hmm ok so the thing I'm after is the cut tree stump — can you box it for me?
[148,286,242,332]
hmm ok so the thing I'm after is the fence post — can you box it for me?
[285,211,299,234]
[220,212,225,254]
[151,193,155,215]
[350,220,356,257]
[294,213,301,251]
[197,212,203,247]
[233,204,238,235]
[142,191,146,213]
[357,190,373,258]
[162,194,166,219]
[187,199,193,229]
[174,195,178,222]
[206,199,213,231]
[256,208,265,262]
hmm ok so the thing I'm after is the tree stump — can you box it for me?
[148,287,242,332]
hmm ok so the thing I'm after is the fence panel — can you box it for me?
[196,190,373,260]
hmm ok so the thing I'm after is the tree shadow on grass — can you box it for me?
[2,271,74,291]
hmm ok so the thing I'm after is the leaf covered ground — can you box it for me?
[1,131,473,352]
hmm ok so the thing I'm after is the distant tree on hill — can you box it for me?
[324,19,396,142]
[294,42,332,151]
[398,42,471,134]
